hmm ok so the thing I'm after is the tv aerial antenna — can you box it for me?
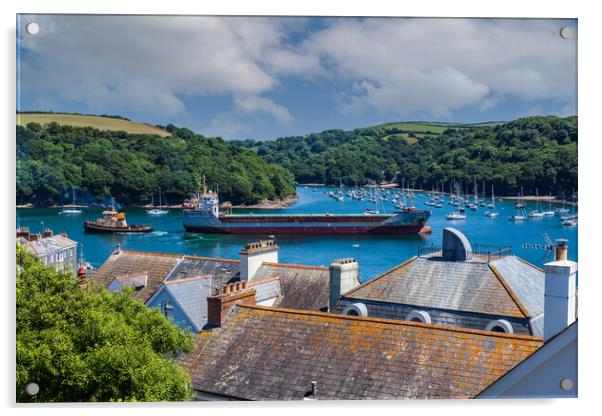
[521,233,557,262]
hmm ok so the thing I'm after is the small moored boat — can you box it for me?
[84,205,152,233]
[446,211,466,220]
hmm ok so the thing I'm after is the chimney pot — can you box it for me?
[223,285,231,294]
[555,239,569,261]
[235,282,241,291]
[241,281,248,289]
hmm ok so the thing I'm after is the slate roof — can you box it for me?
[164,277,214,332]
[490,257,544,318]
[248,277,282,303]
[19,234,77,256]
[252,263,330,311]
[165,256,240,283]
[181,305,542,400]
[344,256,544,319]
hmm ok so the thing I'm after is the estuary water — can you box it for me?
[16,186,578,282]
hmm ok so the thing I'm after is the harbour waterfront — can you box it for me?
[16,186,578,282]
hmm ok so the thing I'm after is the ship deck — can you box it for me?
[220,210,427,218]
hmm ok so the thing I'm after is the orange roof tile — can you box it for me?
[181,305,542,400]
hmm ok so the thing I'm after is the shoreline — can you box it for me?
[18,194,301,210]
[229,194,299,209]
[298,184,577,205]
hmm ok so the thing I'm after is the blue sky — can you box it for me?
[17,15,577,140]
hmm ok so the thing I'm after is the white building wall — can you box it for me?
[240,250,278,281]
[478,321,577,399]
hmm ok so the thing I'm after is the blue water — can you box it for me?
[16,186,578,282]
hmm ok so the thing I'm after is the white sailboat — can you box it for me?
[484,186,499,217]
[147,187,169,215]
[60,186,83,215]
[542,192,555,216]
[508,189,527,221]
[528,189,544,218]
[555,192,570,214]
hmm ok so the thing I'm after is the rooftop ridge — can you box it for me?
[119,249,183,258]
[182,254,240,263]
[118,249,240,263]
[342,256,417,297]
[262,262,328,271]
[247,276,280,287]
[489,263,530,318]
[235,304,543,342]
[164,275,213,285]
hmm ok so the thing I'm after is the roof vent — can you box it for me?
[303,381,317,400]
[442,228,472,261]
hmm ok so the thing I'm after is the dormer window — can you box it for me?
[162,300,174,319]
[405,310,432,324]
[485,319,513,334]
[342,303,368,317]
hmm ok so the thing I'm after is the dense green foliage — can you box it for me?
[235,116,577,196]
[16,246,195,402]
[17,123,296,206]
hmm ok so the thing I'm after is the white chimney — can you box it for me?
[543,251,577,342]
[239,240,278,281]
[329,258,360,312]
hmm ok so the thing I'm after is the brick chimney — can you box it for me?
[544,241,577,342]
[207,284,256,327]
[16,227,30,240]
[329,258,360,312]
[43,228,53,238]
[239,240,278,281]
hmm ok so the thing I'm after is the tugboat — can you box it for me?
[84,202,152,233]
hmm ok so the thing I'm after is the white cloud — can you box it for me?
[234,94,292,125]
[18,15,577,126]
[19,15,307,121]
[302,18,576,117]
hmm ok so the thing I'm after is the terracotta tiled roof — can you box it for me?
[91,250,181,301]
[344,256,543,318]
[252,263,329,311]
[181,305,542,400]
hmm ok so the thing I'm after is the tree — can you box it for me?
[16,246,195,402]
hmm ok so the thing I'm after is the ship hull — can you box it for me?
[84,221,153,233]
[183,211,431,235]
[183,224,432,235]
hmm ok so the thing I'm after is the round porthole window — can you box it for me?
[342,303,368,317]
[405,310,431,324]
[485,319,514,334]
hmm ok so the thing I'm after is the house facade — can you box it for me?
[17,227,78,274]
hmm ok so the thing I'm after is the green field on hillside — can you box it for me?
[370,120,505,134]
[17,113,171,137]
